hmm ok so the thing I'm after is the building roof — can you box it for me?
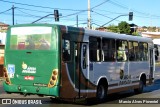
[0,22,9,26]
[141,32,160,39]
[142,32,160,35]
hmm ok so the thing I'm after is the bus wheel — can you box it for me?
[134,80,144,94]
[6,91,11,94]
[96,84,107,101]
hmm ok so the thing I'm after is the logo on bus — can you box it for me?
[22,62,36,74]
[120,69,124,79]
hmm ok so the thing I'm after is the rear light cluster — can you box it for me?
[48,69,58,88]
[3,67,11,85]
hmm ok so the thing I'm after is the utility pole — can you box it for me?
[88,0,91,29]
[12,5,15,25]
[76,15,78,27]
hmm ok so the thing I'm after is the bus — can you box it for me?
[3,24,155,101]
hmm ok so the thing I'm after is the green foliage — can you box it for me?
[0,30,7,33]
[118,21,131,35]
[132,31,140,36]
[107,24,120,33]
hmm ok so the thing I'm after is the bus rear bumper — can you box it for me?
[3,82,59,97]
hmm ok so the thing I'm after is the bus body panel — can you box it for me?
[84,28,154,95]
[59,25,97,99]
[3,24,60,97]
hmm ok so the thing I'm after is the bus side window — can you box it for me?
[129,41,139,61]
[143,43,148,61]
[116,40,127,61]
[129,41,134,61]
[89,37,101,62]
[102,38,115,61]
[134,42,139,61]
[62,39,71,61]
[139,42,145,61]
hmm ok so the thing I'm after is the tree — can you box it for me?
[118,21,131,35]
[132,31,140,36]
[107,24,120,33]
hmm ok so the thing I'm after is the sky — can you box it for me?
[0,0,160,28]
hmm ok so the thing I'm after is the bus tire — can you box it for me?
[134,80,144,94]
[96,83,107,102]
[6,91,11,94]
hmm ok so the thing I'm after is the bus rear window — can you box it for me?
[10,27,52,50]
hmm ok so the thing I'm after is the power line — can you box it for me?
[92,23,101,27]
[16,7,52,14]
[16,6,88,19]
[92,11,119,21]
[0,0,84,11]
[0,8,12,14]
[0,0,89,23]
[60,10,88,18]
[1,7,88,24]
[109,0,160,18]
[108,0,128,10]
[91,0,110,9]
[95,9,126,15]
[16,8,43,18]
[134,15,160,19]
[2,12,45,19]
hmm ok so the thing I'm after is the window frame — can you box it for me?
[116,39,128,62]
[89,36,102,62]
[62,33,71,62]
[102,38,116,62]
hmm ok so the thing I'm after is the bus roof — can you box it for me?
[85,29,153,43]
[8,24,153,44]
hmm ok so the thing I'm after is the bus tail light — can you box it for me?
[3,67,11,85]
[48,69,58,88]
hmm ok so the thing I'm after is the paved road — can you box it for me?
[0,66,160,107]
[0,80,160,107]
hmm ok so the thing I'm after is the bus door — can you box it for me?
[149,48,155,84]
[80,43,89,98]
[73,42,89,98]
[61,40,88,98]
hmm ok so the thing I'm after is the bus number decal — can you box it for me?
[119,75,132,85]
[119,79,132,85]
